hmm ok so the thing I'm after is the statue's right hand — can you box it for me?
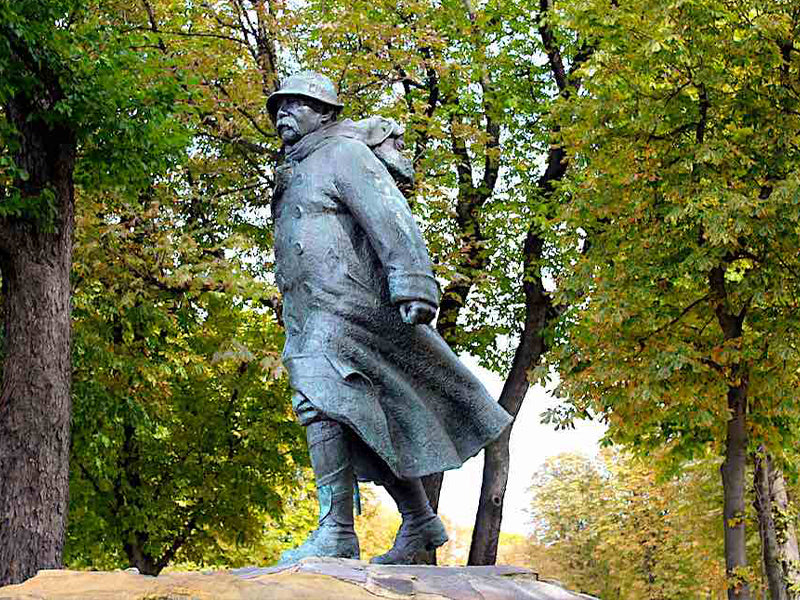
[399,300,436,326]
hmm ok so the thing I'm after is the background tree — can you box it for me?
[0,0,193,584]
[527,453,616,598]
[65,188,305,574]
[547,2,800,598]
[113,0,595,568]
[354,486,402,561]
[527,451,727,599]
[60,0,315,575]
[754,448,800,599]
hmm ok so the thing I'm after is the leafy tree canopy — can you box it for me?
[547,0,800,470]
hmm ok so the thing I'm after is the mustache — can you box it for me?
[277,116,297,130]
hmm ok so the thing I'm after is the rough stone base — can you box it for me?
[0,558,596,599]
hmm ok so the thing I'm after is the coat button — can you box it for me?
[294,241,304,255]
[294,206,302,218]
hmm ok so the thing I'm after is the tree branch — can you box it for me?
[469,0,595,564]
[139,0,168,52]
[127,24,249,46]
[636,294,710,351]
[538,0,568,92]
[156,515,198,571]
[77,461,109,505]
[696,84,709,145]
[709,257,745,341]
[253,0,280,94]
[212,81,272,140]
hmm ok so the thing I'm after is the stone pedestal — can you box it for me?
[0,558,597,599]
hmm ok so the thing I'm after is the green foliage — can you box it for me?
[65,184,307,570]
[547,0,800,467]
[165,476,319,570]
[0,1,195,223]
[0,0,323,572]
[527,450,728,599]
[541,7,800,591]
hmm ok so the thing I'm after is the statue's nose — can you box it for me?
[277,99,299,118]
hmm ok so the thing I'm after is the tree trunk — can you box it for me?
[722,381,752,600]
[754,449,800,600]
[421,472,444,514]
[421,471,443,564]
[417,0,588,565]
[771,464,800,596]
[757,453,786,600]
[124,534,161,577]
[0,97,76,586]
[756,449,787,600]
[463,1,592,563]
[467,426,511,565]
[709,260,753,600]
[467,229,551,566]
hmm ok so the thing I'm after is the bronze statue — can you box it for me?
[268,71,512,565]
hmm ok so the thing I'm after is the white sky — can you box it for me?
[373,354,606,536]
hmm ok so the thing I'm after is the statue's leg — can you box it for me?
[371,475,448,565]
[278,396,359,564]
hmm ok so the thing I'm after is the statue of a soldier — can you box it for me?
[268,71,512,565]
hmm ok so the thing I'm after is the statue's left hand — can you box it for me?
[399,300,437,325]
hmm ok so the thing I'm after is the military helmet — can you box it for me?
[267,71,344,121]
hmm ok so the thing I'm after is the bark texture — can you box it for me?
[467,229,551,566]
[771,463,800,596]
[710,263,752,600]
[755,450,800,600]
[721,382,750,600]
[0,91,77,585]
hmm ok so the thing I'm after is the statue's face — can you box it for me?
[275,96,329,145]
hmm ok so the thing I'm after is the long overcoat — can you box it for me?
[273,120,511,482]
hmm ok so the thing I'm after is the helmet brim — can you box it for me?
[267,90,344,122]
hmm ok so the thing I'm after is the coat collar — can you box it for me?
[284,120,352,164]
[274,120,359,204]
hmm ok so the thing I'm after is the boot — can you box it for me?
[278,420,360,564]
[371,476,448,565]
